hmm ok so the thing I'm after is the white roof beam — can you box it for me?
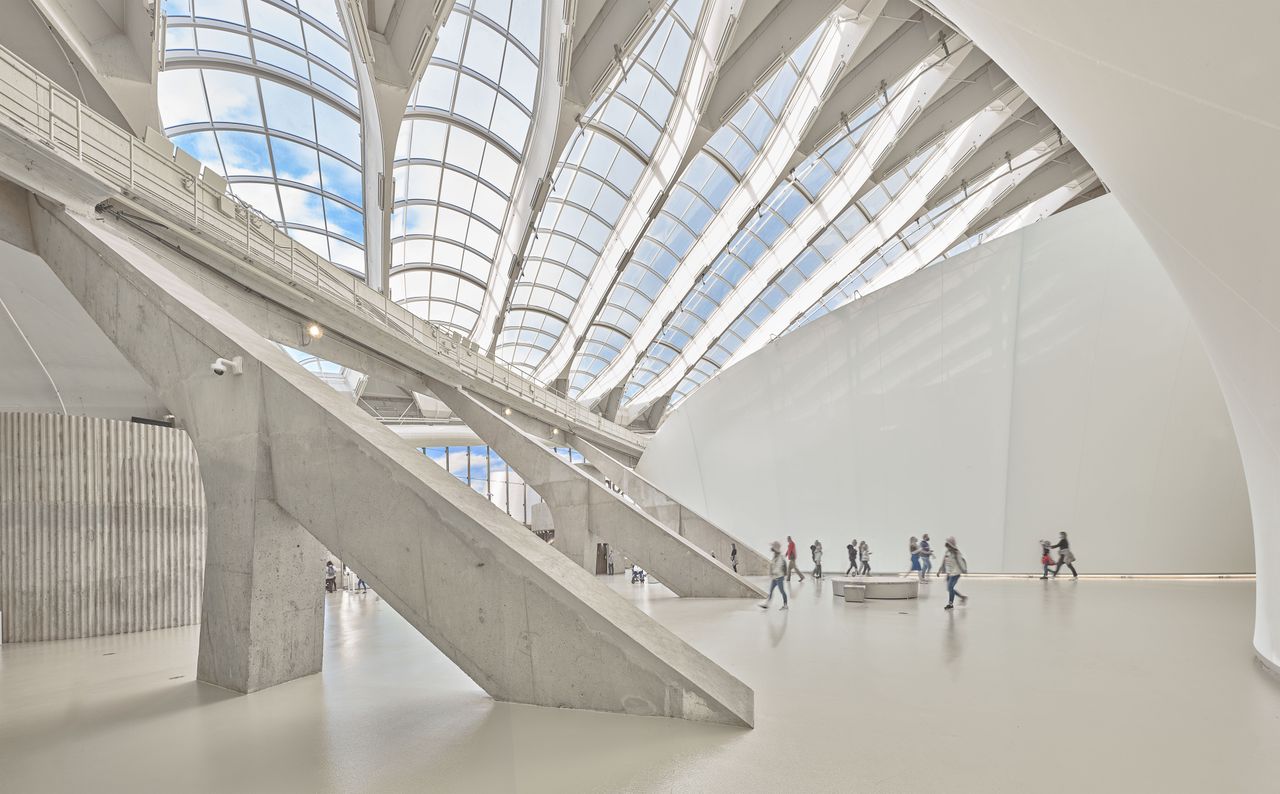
[471,0,575,352]
[618,68,1021,417]
[924,105,1054,206]
[867,57,1007,182]
[17,0,160,136]
[629,135,1076,424]
[524,0,747,384]
[785,2,935,169]
[681,0,850,174]
[963,147,1090,234]
[344,0,455,291]
[735,132,1068,361]
[573,8,888,405]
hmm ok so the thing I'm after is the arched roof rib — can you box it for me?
[617,35,1004,413]
[158,0,367,274]
[565,9,873,405]
[495,0,723,378]
[650,130,1084,420]
[387,0,544,336]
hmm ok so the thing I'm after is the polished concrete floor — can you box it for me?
[1,576,1277,792]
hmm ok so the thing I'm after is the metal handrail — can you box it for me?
[0,45,645,450]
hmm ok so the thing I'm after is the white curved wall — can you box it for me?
[638,197,1253,575]
[929,0,1280,672]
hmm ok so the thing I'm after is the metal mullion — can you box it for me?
[164,119,362,170]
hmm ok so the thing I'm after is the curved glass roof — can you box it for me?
[152,3,1097,427]
[389,0,543,335]
[158,0,365,274]
[494,0,702,373]
[566,26,821,398]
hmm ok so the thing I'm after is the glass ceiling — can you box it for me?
[494,0,702,373]
[389,0,542,335]
[566,25,822,399]
[153,2,1092,427]
[158,0,366,274]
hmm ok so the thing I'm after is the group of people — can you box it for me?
[757,532,1081,611]
[324,560,369,594]
[1040,532,1078,579]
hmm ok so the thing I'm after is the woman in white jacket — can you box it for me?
[759,542,789,610]
[937,537,969,610]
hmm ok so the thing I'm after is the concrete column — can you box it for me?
[29,198,755,727]
[194,424,326,693]
[429,381,766,599]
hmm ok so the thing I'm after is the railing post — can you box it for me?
[75,99,82,161]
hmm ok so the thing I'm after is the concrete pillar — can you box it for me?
[194,424,326,693]
[429,381,766,599]
[28,199,755,727]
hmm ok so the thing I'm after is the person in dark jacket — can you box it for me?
[846,540,858,575]
[1051,531,1078,578]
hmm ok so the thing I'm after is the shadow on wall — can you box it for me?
[636,197,1253,576]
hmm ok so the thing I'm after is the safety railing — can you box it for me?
[0,45,646,451]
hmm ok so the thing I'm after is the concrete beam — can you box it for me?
[568,433,771,575]
[29,196,754,728]
[20,0,160,137]
[429,382,766,599]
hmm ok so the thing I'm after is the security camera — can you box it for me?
[211,356,243,376]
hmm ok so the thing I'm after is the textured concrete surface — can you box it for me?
[0,412,205,642]
[431,382,766,599]
[1,579,1276,792]
[570,433,770,575]
[28,199,754,726]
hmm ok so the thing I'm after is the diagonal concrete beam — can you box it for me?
[20,0,160,137]
[31,196,754,728]
[429,381,767,599]
[567,433,771,575]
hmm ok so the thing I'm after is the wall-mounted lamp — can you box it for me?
[503,407,513,416]
[301,322,324,346]
[551,427,560,435]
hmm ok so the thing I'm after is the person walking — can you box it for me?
[1051,531,1079,578]
[759,542,789,610]
[1039,540,1054,579]
[937,537,968,610]
[812,540,824,579]
[846,540,858,575]
[918,534,934,581]
[858,540,871,575]
[909,536,921,576]
[325,560,338,593]
[356,575,369,593]
[607,545,615,575]
[730,542,739,573]
[786,535,805,582]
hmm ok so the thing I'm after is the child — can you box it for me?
[1039,541,1054,579]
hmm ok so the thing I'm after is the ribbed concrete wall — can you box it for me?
[0,412,205,642]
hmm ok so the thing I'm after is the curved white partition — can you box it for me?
[930,0,1280,674]
[637,197,1252,577]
